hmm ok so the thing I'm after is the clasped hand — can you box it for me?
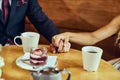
[50,34,71,53]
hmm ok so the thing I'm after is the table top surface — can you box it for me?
[0,45,120,80]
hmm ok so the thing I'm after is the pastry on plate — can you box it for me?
[30,47,47,65]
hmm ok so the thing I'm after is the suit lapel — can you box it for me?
[7,0,17,25]
[0,10,4,24]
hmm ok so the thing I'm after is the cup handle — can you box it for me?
[14,36,22,47]
[62,69,71,80]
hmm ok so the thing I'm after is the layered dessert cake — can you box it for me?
[30,48,47,65]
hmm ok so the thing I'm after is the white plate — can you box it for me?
[16,53,57,71]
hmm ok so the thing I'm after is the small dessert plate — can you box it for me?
[16,53,57,71]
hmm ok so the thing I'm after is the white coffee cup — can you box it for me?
[82,46,103,72]
[14,32,40,53]
[0,56,5,77]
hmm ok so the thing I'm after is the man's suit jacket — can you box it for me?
[0,0,59,45]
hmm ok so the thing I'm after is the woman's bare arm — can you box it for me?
[92,16,120,43]
[53,16,120,46]
[51,16,120,53]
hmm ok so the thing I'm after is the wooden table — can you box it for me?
[0,45,120,80]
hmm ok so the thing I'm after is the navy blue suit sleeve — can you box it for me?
[26,0,60,43]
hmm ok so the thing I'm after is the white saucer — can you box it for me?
[16,53,57,71]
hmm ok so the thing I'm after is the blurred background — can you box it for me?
[25,0,120,61]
